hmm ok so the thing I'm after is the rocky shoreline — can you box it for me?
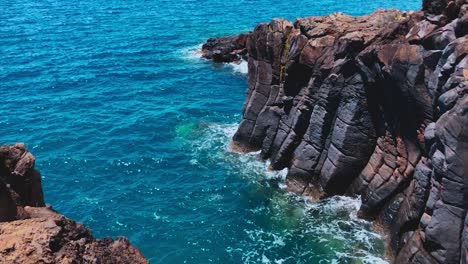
[202,0,467,263]
[0,143,148,263]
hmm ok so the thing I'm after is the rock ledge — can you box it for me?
[0,143,148,264]
[203,0,467,263]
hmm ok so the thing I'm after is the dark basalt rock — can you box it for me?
[205,0,467,263]
[0,143,148,263]
[201,33,248,63]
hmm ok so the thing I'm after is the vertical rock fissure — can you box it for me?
[202,1,467,262]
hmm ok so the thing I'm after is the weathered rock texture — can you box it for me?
[204,0,467,263]
[0,143,148,263]
[202,34,249,63]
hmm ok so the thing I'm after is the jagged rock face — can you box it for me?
[233,9,433,205]
[202,34,249,63]
[0,144,148,263]
[0,143,45,222]
[203,1,467,263]
[395,94,468,263]
[0,207,147,264]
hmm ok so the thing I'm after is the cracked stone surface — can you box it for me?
[203,0,468,262]
[0,143,148,264]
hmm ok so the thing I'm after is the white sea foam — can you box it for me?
[302,196,389,263]
[362,254,390,264]
[184,122,389,264]
[228,59,248,75]
[261,254,271,263]
[181,44,249,75]
[185,122,287,184]
[180,44,203,61]
[208,193,223,202]
[304,195,361,214]
[272,234,286,246]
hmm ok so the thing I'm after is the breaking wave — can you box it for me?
[180,45,248,75]
[228,59,248,75]
[177,121,389,263]
[180,44,204,60]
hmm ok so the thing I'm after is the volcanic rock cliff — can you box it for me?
[203,0,467,263]
[0,143,148,263]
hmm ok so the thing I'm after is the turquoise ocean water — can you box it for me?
[1,0,421,263]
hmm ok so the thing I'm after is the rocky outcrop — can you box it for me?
[0,143,148,263]
[203,0,467,263]
[202,34,249,63]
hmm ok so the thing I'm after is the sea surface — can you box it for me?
[1,0,421,263]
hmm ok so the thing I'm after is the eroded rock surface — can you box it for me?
[0,143,148,264]
[202,33,248,63]
[204,0,467,263]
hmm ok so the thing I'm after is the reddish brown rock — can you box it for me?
[201,33,248,63]
[0,144,148,264]
[205,1,467,263]
[0,206,148,264]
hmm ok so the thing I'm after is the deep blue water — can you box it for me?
[1,0,421,263]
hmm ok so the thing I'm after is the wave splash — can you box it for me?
[182,122,287,184]
[227,59,248,75]
[178,121,389,263]
[180,44,204,61]
[180,45,248,75]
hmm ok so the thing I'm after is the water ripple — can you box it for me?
[0,0,420,262]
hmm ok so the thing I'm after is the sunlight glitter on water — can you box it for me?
[1,0,421,262]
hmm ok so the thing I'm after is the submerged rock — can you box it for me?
[205,0,467,263]
[0,143,148,263]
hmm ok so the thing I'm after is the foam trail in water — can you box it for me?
[180,44,203,60]
[181,122,389,263]
[181,122,286,184]
[304,196,389,264]
[180,45,249,75]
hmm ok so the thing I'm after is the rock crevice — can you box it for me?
[202,1,467,263]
